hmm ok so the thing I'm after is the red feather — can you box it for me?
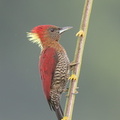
[39,47,58,100]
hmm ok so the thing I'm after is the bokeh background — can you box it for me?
[0,0,120,120]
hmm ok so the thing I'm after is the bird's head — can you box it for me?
[27,25,72,48]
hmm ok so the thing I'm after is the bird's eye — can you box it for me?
[50,28,55,32]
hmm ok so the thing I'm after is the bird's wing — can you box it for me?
[39,47,58,100]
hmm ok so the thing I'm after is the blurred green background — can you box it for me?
[0,0,120,120]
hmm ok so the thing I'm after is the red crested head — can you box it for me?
[31,25,60,42]
[27,25,72,48]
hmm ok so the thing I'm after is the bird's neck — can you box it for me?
[42,40,65,52]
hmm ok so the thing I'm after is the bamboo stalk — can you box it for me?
[64,0,94,120]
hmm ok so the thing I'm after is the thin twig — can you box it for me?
[64,0,94,120]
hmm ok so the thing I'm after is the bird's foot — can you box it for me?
[76,30,84,37]
[69,74,77,81]
[61,116,69,120]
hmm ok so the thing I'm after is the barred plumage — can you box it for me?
[28,25,72,120]
[48,50,70,120]
[50,51,70,105]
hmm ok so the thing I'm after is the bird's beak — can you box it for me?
[59,26,73,34]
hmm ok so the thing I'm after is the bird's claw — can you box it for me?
[61,116,69,120]
[76,30,84,37]
[69,74,77,81]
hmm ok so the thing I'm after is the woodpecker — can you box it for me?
[27,25,72,120]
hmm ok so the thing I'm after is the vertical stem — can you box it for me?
[64,0,94,120]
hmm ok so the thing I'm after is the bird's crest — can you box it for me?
[27,32,43,49]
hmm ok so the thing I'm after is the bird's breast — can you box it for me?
[52,51,70,88]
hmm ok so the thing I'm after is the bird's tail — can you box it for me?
[54,104,64,120]
[48,100,64,120]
